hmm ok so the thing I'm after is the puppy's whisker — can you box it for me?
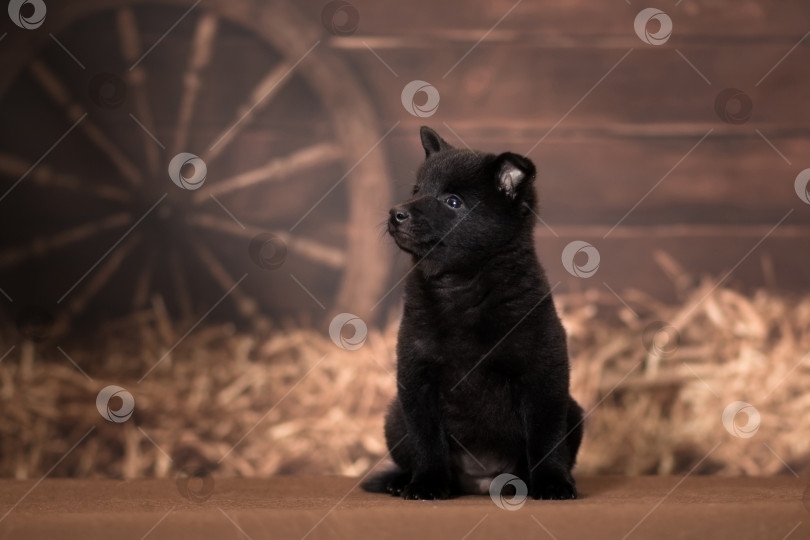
[376,220,390,241]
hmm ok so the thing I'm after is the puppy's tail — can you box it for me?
[361,467,407,493]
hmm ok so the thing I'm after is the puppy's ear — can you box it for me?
[420,126,451,158]
[495,152,536,199]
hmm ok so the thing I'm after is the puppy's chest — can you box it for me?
[440,368,525,451]
[417,314,526,371]
[440,368,515,411]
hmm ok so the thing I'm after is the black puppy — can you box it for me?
[363,127,583,501]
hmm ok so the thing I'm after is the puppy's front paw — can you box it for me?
[530,469,577,500]
[385,473,410,496]
[401,478,451,500]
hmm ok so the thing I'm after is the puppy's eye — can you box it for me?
[444,195,463,209]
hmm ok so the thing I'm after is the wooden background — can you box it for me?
[313,0,810,306]
[0,0,809,328]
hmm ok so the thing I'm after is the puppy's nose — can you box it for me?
[390,207,409,223]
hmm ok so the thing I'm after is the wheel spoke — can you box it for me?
[169,250,195,322]
[52,233,141,337]
[0,212,131,269]
[193,142,341,203]
[203,58,295,163]
[0,153,130,202]
[189,213,345,269]
[191,239,256,319]
[29,61,142,188]
[172,12,218,156]
[116,8,161,176]
[132,249,155,309]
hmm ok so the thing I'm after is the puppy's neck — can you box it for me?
[412,241,542,294]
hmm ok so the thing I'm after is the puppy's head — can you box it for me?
[388,126,538,272]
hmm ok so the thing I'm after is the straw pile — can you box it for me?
[1,259,809,479]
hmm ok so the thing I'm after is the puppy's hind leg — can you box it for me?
[361,468,411,496]
[361,398,416,496]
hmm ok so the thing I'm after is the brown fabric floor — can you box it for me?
[0,476,807,539]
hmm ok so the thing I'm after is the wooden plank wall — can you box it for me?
[301,0,810,304]
[1,0,808,325]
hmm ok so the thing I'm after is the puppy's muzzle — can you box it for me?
[389,205,410,225]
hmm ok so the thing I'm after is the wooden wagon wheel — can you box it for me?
[0,0,392,336]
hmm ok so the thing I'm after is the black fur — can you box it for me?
[362,127,583,500]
